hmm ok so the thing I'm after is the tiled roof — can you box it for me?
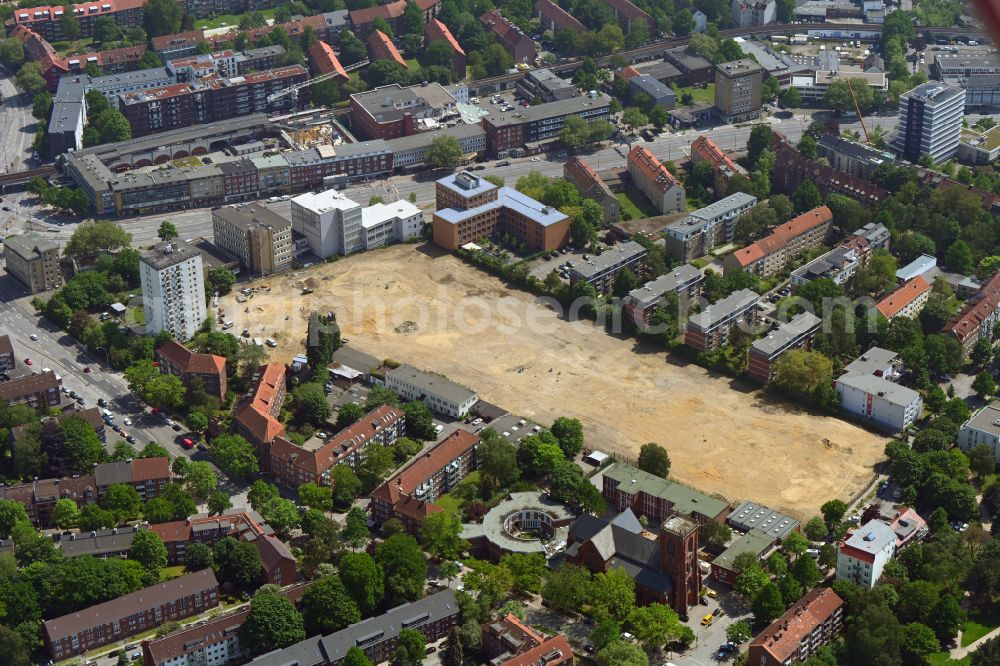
[426,19,465,56]
[627,145,681,193]
[308,40,348,79]
[367,30,406,68]
[0,371,59,401]
[371,429,478,505]
[691,135,747,180]
[943,272,1000,344]
[156,340,225,377]
[534,0,587,33]
[749,588,843,664]
[564,157,613,199]
[497,635,572,666]
[235,364,286,444]
[349,0,406,24]
[606,0,653,23]
[876,275,931,319]
[131,457,171,482]
[729,205,832,268]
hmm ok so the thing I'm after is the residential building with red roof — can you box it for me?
[0,475,98,525]
[349,0,442,37]
[480,10,537,64]
[94,457,171,500]
[483,613,573,666]
[369,429,479,534]
[0,371,61,414]
[563,156,619,224]
[425,19,466,78]
[141,582,310,666]
[366,30,407,69]
[606,0,654,34]
[723,205,833,279]
[10,25,67,90]
[44,569,219,660]
[747,588,844,666]
[150,509,297,585]
[690,135,749,197]
[627,145,685,214]
[876,276,931,321]
[308,40,349,80]
[234,364,287,452]
[772,132,887,208]
[534,0,587,34]
[266,405,405,488]
[943,272,1000,356]
[615,65,642,83]
[14,0,145,41]
[155,339,227,399]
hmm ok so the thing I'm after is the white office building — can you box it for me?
[384,364,479,418]
[836,520,896,588]
[140,240,206,341]
[893,82,965,163]
[291,190,423,258]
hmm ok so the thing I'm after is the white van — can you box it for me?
[265,338,277,347]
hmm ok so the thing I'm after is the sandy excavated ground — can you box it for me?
[226,244,886,519]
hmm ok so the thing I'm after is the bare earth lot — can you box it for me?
[225,243,885,519]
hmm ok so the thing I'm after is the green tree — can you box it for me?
[306,311,341,371]
[550,417,584,458]
[157,220,178,241]
[516,433,565,477]
[0,625,30,666]
[945,240,974,274]
[968,445,996,479]
[183,461,218,501]
[294,383,332,425]
[752,582,785,623]
[820,499,848,533]
[791,552,821,589]
[929,594,965,644]
[101,483,143,524]
[52,498,80,529]
[207,267,237,296]
[735,564,770,602]
[772,349,833,397]
[625,602,684,650]
[260,498,300,538]
[129,529,168,583]
[637,442,670,478]
[32,91,54,121]
[592,567,636,621]
[59,414,105,471]
[0,500,29,539]
[364,385,401,411]
[143,0,182,36]
[242,588,305,653]
[248,480,279,511]
[337,403,365,428]
[596,640,648,666]
[331,464,363,507]
[792,180,823,213]
[375,534,427,605]
[78,503,117,531]
[419,512,468,561]
[0,38,25,69]
[301,576,361,635]
[542,563,592,614]
[727,620,752,644]
[974,372,997,399]
[342,506,371,550]
[295,482,331,512]
[805,516,827,541]
[703,521,732,551]
[343,647,374,666]
[339,551,384,613]
[402,400,436,440]
[214,537,263,589]
[477,428,519,492]
[16,61,46,95]
[427,134,463,169]
[207,492,232,516]
[747,124,773,168]
[210,434,259,481]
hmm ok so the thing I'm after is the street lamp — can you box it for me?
[95,346,110,366]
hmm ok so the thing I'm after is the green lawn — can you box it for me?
[962,607,1000,646]
[435,471,480,515]
[617,184,658,220]
[673,83,716,106]
[51,37,95,56]
[160,565,186,582]
[131,307,145,325]
[929,653,969,666]
[196,9,276,30]
[405,58,421,73]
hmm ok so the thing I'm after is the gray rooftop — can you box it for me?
[836,373,920,408]
[634,60,682,81]
[464,491,573,555]
[727,500,801,540]
[67,152,116,194]
[213,202,291,233]
[434,187,568,228]
[750,312,822,359]
[962,402,1000,438]
[3,232,59,260]
[387,364,477,404]
[901,81,965,106]
[691,192,758,221]
[94,460,133,487]
[844,519,897,554]
[93,67,172,92]
[436,170,498,198]
[350,83,455,124]
[896,254,936,281]
[817,134,893,164]
[484,93,611,127]
[686,288,758,332]
[48,100,84,136]
[716,58,764,78]
[385,124,486,153]
[570,240,647,280]
[602,462,730,518]
[58,525,142,558]
[712,530,773,572]
[843,346,897,376]
[141,239,202,271]
[625,264,702,307]
[631,75,676,101]
[247,590,459,666]
[791,247,856,281]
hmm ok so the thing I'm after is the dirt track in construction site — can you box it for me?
[223,243,885,519]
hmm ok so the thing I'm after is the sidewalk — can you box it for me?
[951,625,1000,660]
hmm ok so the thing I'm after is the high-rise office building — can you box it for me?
[894,81,965,163]
[140,240,207,341]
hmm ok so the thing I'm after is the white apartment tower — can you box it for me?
[894,82,965,163]
[140,240,207,341]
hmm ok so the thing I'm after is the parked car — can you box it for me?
[29,334,38,341]
[182,438,195,449]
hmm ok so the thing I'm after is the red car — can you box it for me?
[23,358,31,365]
[182,438,194,449]
[83,366,91,373]
[151,407,160,414]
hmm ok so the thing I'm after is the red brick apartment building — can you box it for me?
[141,582,310,666]
[266,405,405,487]
[480,10,537,64]
[14,0,145,41]
[0,371,61,414]
[308,40,349,81]
[724,205,833,279]
[0,334,14,372]
[349,0,442,37]
[367,30,407,69]
[43,569,220,660]
[369,429,479,534]
[0,475,97,525]
[94,457,171,501]
[748,588,844,666]
[772,133,887,208]
[747,312,822,382]
[600,462,731,527]
[563,157,619,224]
[606,0,654,34]
[690,136,749,197]
[150,510,296,585]
[234,364,287,450]
[944,272,1000,357]
[155,340,227,399]
[425,19,467,77]
[534,0,587,34]
[483,613,574,666]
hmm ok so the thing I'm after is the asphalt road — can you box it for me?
[0,67,36,175]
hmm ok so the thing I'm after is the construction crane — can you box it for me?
[266,60,370,105]
[844,79,871,144]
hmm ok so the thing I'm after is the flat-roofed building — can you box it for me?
[569,240,649,294]
[0,335,14,373]
[958,401,1000,464]
[627,145,685,214]
[349,82,458,141]
[835,372,922,432]
[684,288,759,352]
[2,232,62,293]
[727,500,801,540]
[385,364,478,418]
[715,59,763,123]
[748,312,822,382]
[894,82,965,163]
[212,203,292,276]
[370,430,479,532]
[664,192,757,261]
[876,276,931,321]
[516,68,576,103]
[748,588,844,666]
[623,264,703,327]
[386,124,487,171]
[629,75,676,109]
[43,569,220,660]
[481,93,612,156]
[836,520,896,587]
[140,240,206,341]
[791,247,859,287]
[724,205,833,279]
